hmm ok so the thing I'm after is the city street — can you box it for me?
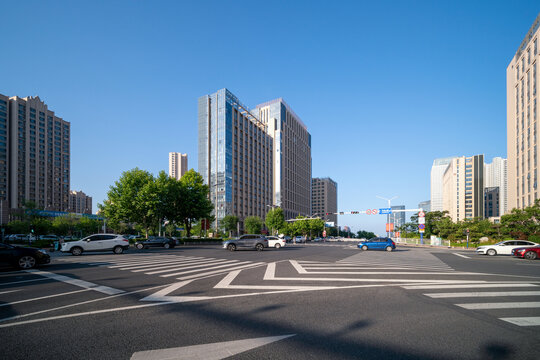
[2,243,540,359]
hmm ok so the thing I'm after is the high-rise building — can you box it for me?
[311,177,338,225]
[198,89,273,230]
[418,200,431,213]
[484,157,508,216]
[1,94,70,220]
[484,187,500,219]
[169,152,187,180]
[431,157,456,212]
[390,205,406,230]
[68,190,92,214]
[254,98,312,220]
[442,155,484,222]
[507,13,540,211]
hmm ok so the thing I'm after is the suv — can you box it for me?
[61,234,129,255]
[223,234,268,251]
[358,237,396,252]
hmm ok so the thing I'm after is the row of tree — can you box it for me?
[5,215,103,238]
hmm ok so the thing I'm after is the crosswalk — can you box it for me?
[402,282,540,327]
[336,250,454,271]
[57,254,265,281]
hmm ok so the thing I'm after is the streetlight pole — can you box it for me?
[376,195,397,238]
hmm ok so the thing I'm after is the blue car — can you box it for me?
[358,237,396,252]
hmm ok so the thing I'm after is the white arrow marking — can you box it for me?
[130,334,296,360]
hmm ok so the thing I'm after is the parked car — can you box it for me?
[0,242,50,269]
[512,245,540,260]
[294,236,305,244]
[476,240,538,256]
[39,235,59,242]
[223,234,268,251]
[358,237,396,252]
[266,236,286,249]
[6,234,37,243]
[135,237,176,249]
[61,234,129,255]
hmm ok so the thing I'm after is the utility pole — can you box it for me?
[376,195,397,238]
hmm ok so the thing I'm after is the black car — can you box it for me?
[0,243,51,269]
[135,237,176,250]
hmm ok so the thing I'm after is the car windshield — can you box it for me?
[495,241,506,245]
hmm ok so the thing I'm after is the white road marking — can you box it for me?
[499,317,540,326]
[147,259,241,275]
[0,289,20,295]
[122,258,218,271]
[403,283,539,290]
[25,270,124,295]
[0,278,49,286]
[453,253,470,259]
[161,261,253,278]
[108,257,201,268]
[290,260,307,274]
[0,289,91,307]
[456,302,540,310]
[425,290,540,298]
[215,270,334,290]
[130,334,296,360]
[176,263,265,280]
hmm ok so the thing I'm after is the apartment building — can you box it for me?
[442,155,484,222]
[431,157,456,212]
[507,13,540,210]
[169,152,187,180]
[68,190,92,214]
[484,187,500,219]
[418,200,431,213]
[311,177,337,225]
[198,89,273,230]
[0,94,70,221]
[484,157,508,215]
[390,205,406,229]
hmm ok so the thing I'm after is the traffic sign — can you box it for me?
[323,230,327,237]
[366,209,371,215]
[372,209,378,215]
[379,208,392,215]
[418,211,425,217]
[418,217,425,224]
[418,224,425,230]
[419,229,425,233]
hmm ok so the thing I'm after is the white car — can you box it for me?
[61,234,129,256]
[266,236,286,249]
[476,240,538,256]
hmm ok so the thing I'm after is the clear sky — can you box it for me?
[1,0,539,235]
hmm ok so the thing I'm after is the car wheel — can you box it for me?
[71,247,83,256]
[164,243,170,249]
[256,243,264,251]
[487,249,497,256]
[136,243,143,250]
[361,245,368,251]
[275,243,281,249]
[113,246,124,254]
[385,246,393,252]
[18,256,36,269]
[524,251,538,260]
[227,244,236,251]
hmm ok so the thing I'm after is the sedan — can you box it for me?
[512,245,540,260]
[135,237,176,249]
[0,243,50,269]
[358,237,396,252]
[266,236,286,249]
[476,240,538,256]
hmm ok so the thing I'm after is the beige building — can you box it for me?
[311,177,337,225]
[169,152,187,180]
[507,13,539,211]
[442,155,484,222]
[1,94,70,217]
[68,190,92,214]
[254,98,312,220]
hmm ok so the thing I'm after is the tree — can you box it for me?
[178,170,213,237]
[309,218,324,237]
[244,216,263,234]
[7,220,30,234]
[76,217,103,237]
[52,215,78,236]
[265,208,285,236]
[221,215,239,237]
[356,230,376,239]
[501,199,540,240]
[292,216,310,237]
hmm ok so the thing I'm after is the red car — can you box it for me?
[512,245,540,260]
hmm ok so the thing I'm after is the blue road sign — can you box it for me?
[379,208,392,215]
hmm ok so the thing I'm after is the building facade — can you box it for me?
[68,190,92,214]
[169,152,187,180]
[311,177,338,225]
[484,157,508,216]
[442,155,484,222]
[390,205,406,230]
[418,200,431,213]
[254,98,312,220]
[198,89,273,230]
[507,13,540,211]
[484,186,500,219]
[0,94,70,221]
[431,157,456,212]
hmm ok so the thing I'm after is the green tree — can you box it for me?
[356,230,376,239]
[52,215,78,236]
[7,220,30,234]
[31,217,52,236]
[244,216,262,234]
[265,208,285,236]
[76,217,103,237]
[501,199,540,240]
[178,170,213,237]
[221,215,239,237]
[292,216,310,237]
[308,218,324,237]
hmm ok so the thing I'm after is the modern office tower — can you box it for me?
[311,177,338,225]
[254,98,312,220]
[484,157,508,215]
[390,205,406,229]
[442,155,484,222]
[169,152,188,180]
[484,187,500,219]
[0,94,8,223]
[198,89,273,230]
[418,200,431,213]
[2,95,70,214]
[68,190,92,214]
[507,13,540,211]
[431,157,456,212]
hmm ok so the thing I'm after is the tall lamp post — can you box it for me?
[376,195,397,238]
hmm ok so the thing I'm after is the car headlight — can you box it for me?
[39,249,48,255]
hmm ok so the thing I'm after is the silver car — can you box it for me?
[223,234,268,251]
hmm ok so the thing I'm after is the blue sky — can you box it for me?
[1,1,539,234]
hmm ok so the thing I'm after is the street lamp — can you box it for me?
[376,195,398,238]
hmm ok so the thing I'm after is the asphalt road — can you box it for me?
[1,243,540,360]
